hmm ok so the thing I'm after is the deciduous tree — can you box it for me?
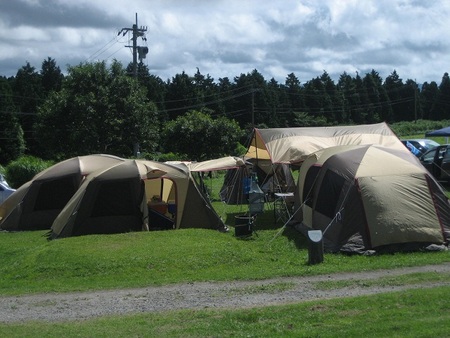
[0,78,25,164]
[161,109,243,161]
[34,61,159,159]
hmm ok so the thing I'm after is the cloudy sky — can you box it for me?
[0,0,449,84]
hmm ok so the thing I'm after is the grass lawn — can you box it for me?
[0,286,449,337]
[1,149,450,336]
[0,200,449,296]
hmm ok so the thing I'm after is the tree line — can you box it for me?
[1,57,450,165]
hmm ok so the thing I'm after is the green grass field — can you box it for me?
[0,223,449,337]
[1,133,450,336]
[1,222,449,297]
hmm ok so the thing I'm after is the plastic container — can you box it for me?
[234,215,253,237]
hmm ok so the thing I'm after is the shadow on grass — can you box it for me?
[223,207,308,250]
[282,224,309,249]
[223,210,278,231]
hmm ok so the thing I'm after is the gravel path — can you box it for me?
[1,263,449,323]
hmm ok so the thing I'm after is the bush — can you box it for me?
[0,164,7,184]
[144,152,188,162]
[234,143,247,157]
[5,156,54,188]
[389,119,450,137]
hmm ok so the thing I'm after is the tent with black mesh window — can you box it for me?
[294,144,450,253]
[0,154,124,231]
[49,156,245,238]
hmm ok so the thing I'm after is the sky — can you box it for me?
[0,0,450,85]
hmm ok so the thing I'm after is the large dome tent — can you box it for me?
[295,145,450,253]
[0,154,125,231]
[49,157,245,239]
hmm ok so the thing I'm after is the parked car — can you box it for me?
[401,139,440,157]
[0,181,15,204]
[420,144,450,182]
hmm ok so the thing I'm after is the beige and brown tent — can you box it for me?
[295,145,450,253]
[49,159,166,238]
[49,157,244,238]
[241,122,407,202]
[0,154,124,231]
[245,122,407,164]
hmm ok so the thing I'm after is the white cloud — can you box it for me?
[1,0,450,84]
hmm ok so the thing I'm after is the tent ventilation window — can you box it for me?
[34,176,78,211]
[315,170,346,219]
[303,166,321,207]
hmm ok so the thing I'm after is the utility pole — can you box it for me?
[251,88,255,127]
[118,13,148,157]
[118,13,148,78]
[414,79,417,123]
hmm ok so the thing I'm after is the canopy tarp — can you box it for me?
[187,156,246,172]
[425,126,450,138]
[244,122,407,164]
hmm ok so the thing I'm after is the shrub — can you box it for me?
[389,119,450,137]
[5,156,54,188]
[144,152,188,162]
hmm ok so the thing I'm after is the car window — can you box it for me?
[423,139,440,147]
[438,147,447,159]
[421,149,435,163]
[410,141,426,153]
[443,147,450,161]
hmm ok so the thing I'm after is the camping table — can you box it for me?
[273,192,294,225]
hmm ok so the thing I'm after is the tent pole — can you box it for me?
[254,128,259,174]
[268,202,303,245]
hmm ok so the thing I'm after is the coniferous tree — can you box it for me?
[337,72,358,124]
[193,68,222,115]
[353,72,369,123]
[217,77,237,119]
[12,62,42,153]
[265,78,283,127]
[404,79,421,121]
[233,70,266,127]
[435,72,450,120]
[320,71,343,123]
[283,73,304,126]
[41,57,63,96]
[285,73,303,108]
[362,70,390,123]
[165,71,196,119]
[420,81,439,120]
[303,76,330,122]
[384,70,405,122]
[133,62,168,122]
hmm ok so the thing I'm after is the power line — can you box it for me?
[85,35,121,62]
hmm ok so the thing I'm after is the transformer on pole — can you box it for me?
[118,13,148,78]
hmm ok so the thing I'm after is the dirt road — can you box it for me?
[1,263,449,323]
